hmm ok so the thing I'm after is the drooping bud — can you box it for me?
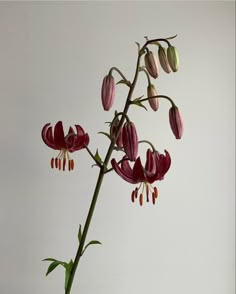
[122,121,138,161]
[147,84,159,111]
[101,74,115,111]
[110,116,123,148]
[158,46,171,73]
[167,46,179,72]
[144,51,159,79]
[169,105,183,139]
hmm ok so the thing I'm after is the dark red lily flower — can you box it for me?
[111,148,171,206]
[41,121,89,171]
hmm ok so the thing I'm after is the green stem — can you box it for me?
[65,50,142,294]
[109,67,130,85]
[138,95,175,106]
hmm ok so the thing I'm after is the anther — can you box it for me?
[55,158,58,169]
[154,187,158,198]
[58,159,62,171]
[131,190,135,203]
[63,158,66,171]
[152,192,156,205]
[50,158,54,169]
[139,193,143,206]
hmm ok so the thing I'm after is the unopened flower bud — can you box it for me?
[158,46,171,73]
[169,105,183,139]
[122,121,138,161]
[167,46,179,72]
[101,74,115,111]
[144,51,159,79]
[147,84,159,111]
[110,116,123,147]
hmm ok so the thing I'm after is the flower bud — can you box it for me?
[110,116,123,148]
[144,51,159,79]
[122,121,138,161]
[147,84,159,111]
[169,106,183,139]
[167,46,179,72]
[101,74,115,111]
[158,46,171,73]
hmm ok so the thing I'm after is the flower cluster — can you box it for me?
[41,35,183,206]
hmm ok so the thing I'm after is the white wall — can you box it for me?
[0,2,235,294]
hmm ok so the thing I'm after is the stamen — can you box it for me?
[154,187,158,198]
[152,192,156,205]
[55,158,58,169]
[131,190,135,203]
[58,158,62,171]
[63,158,66,171]
[51,158,54,169]
[134,187,138,198]
[139,193,143,206]
[145,183,149,202]
[70,159,74,171]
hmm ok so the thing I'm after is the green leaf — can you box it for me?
[94,149,103,164]
[116,79,131,87]
[43,258,58,262]
[83,240,102,254]
[98,131,111,140]
[78,224,82,243]
[46,261,60,276]
[43,258,67,277]
[64,260,74,290]
[132,101,147,111]
[132,97,147,111]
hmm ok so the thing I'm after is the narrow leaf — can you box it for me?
[116,79,131,87]
[43,258,58,262]
[132,101,148,111]
[78,224,82,242]
[94,149,103,164]
[83,240,102,254]
[46,261,60,276]
[98,131,111,140]
[135,42,140,51]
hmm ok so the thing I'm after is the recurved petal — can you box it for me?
[41,123,57,149]
[133,157,145,182]
[121,158,134,179]
[111,158,137,184]
[75,125,86,137]
[54,121,66,149]
[145,149,156,174]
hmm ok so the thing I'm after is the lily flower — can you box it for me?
[111,148,171,206]
[41,121,89,171]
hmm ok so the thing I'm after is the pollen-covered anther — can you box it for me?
[50,150,74,171]
[69,159,74,171]
[139,193,143,206]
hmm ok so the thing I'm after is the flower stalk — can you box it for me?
[65,46,144,294]
[42,35,183,294]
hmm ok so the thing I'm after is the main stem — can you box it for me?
[65,50,143,294]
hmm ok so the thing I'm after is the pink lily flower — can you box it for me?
[41,121,89,171]
[111,148,171,205]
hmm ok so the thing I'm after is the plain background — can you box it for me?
[0,1,235,294]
